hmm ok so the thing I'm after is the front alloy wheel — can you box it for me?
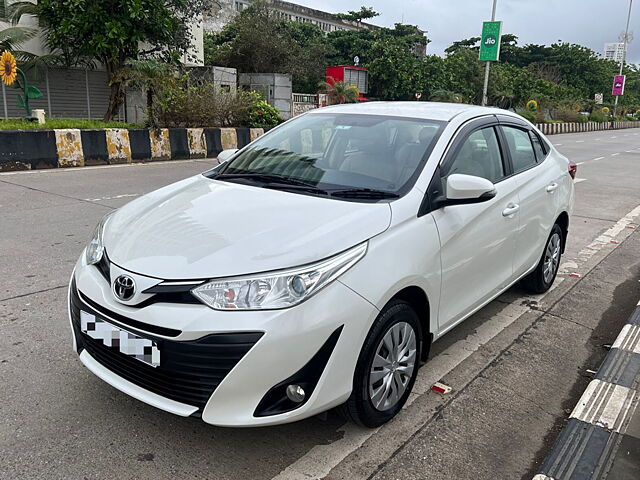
[340,300,421,427]
[369,322,417,411]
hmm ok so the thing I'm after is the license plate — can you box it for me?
[80,310,160,367]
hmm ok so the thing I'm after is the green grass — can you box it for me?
[0,118,142,130]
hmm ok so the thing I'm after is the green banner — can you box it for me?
[479,21,502,61]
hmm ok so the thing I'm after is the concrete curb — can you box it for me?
[535,121,640,136]
[0,127,265,172]
[533,301,640,480]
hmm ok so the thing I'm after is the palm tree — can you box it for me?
[112,59,175,127]
[318,79,359,105]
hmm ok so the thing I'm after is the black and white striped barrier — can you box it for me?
[0,127,266,172]
[536,121,640,136]
[533,301,640,479]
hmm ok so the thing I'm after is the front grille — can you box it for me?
[70,281,263,411]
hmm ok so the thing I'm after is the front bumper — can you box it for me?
[69,255,379,426]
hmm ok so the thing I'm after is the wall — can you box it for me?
[239,72,292,119]
[1,68,124,121]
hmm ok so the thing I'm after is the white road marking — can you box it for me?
[554,144,563,147]
[570,380,635,433]
[575,140,584,143]
[83,194,140,202]
[275,204,640,480]
[612,153,620,156]
[0,159,216,176]
[574,178,587,184]
[593,157,605,161]
[576,162,584,165]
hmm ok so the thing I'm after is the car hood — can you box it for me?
[104,175,391,279]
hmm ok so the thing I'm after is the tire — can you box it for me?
[340,300,422,428]
[522,224,563,294]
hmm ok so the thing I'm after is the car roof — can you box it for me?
[308,101,505,122]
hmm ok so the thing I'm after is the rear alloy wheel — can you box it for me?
[340,300,421,427]
[522,224,563,294]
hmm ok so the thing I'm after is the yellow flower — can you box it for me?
[526,100,538,111]
[602,107,610,115]
[0,50,17,86]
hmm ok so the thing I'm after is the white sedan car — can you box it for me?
[69,102,575,427]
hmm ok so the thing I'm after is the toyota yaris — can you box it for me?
[69,102,574,427]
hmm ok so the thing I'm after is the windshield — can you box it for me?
[207,113,445,200]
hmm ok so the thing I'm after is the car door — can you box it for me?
[427,119,520,333]
[498,120,562,279]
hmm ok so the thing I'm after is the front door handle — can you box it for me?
[546,182,559,193]
[502,203,520,217]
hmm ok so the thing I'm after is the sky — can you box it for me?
[294,0,640,65]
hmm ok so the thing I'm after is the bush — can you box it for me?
[152,77,283,128]
[248,99,283,129]
[517,109,536,123]
[554,109,580,123]
[153,76,252,128]
[588,111,605,123]
[576,114,588,123]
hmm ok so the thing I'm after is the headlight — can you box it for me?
[85,212,114,265]
[191,242,367,310]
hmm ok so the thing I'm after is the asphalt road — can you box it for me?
[1,129,639,480]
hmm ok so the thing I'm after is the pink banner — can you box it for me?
[612,75,626,96]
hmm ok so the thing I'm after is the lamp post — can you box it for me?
[613,0,634,117]
[481,0,499,107]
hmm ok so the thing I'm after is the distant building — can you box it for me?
[603,42,626,63]
[204,0,380,34]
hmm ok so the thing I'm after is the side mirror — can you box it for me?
[444,174,497,205]
[217,149,238,164]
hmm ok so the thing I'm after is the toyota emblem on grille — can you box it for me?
[113,275,136,301]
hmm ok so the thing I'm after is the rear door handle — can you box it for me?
[546,182,559,193]
[502,203,520,217]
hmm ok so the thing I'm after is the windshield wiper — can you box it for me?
[215,173,330,195]
[328,188,400,200]
[215,173,319,188]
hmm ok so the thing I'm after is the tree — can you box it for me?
[205,1,332,92]
[327,23,428,100]
[19,0,207,121]
[319,80,359,104]
[334,7,379,23]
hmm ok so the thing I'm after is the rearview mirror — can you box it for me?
[444,174,497,205]
[217,149,238,164]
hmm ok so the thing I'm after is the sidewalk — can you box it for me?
[534,304,640,479]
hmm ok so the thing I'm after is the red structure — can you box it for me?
[325,65,369,101]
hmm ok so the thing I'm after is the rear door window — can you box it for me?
[501,126,537,173]
[529,131,547,162]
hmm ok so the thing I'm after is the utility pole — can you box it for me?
[613,0,633,116]
[481,0,498,107]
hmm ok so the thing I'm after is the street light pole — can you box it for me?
[481,0,498,107]
[613,0,633,116]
